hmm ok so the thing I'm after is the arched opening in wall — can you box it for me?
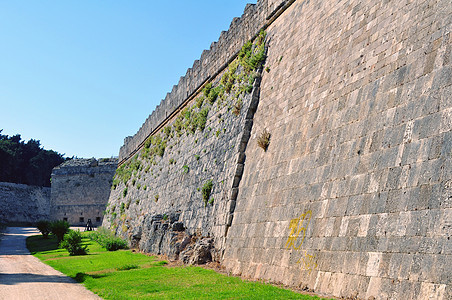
[79,217,84,223]
[63,217,68,222]
[96,217,101,223]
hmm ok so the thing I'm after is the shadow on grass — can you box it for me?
[74,272,108,283]
[26,235,60,254]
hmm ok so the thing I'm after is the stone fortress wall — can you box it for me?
[118,0,289,164]
[223,1,451,299]
[108,0,451,299]
[0,182,50,224]
[51,158,117,226]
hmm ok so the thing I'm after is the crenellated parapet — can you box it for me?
[118,0,289,164]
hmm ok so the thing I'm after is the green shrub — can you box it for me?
[196,96,204,108]
[50,220,70,243]
[207,86,221,104]
[203,83,212,98]
[87,227,128,251]
[36,220,51,239]
[105,238,128,251]
[164,126,172,138]
[197,107,209,131]
[111,178,119,190]
[60,230,88,256]
[201,180,213,206]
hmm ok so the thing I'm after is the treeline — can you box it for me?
[0,130,67,187]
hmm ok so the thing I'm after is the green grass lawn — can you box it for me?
[27,233,329,300]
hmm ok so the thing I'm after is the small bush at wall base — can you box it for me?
[60,230,88,256]
[86,227,128,251]
[50,220,70,243]
[36,220,51,239]
[257,129,271,151]
[105,238,128,251]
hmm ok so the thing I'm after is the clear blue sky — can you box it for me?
[0,1,255,158]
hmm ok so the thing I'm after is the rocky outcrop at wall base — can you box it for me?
[0,182,50,224]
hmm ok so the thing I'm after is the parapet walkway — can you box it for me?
[0,227,101,300]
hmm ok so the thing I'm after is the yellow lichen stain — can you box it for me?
[285,210,312,250]
[297,251,318,274]
[285,210,317,273]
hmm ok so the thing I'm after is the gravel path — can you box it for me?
[0,227,101,300]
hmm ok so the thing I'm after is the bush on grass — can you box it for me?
[36,220,51,238]
[105,238,128,251]
[50,220,70,243]
[87,226,128,251]
[60,230,88,256]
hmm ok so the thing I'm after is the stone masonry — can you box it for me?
[106,0,451,299]
[224,0,452,299]
[51,158,117,226]
[0,182,50,224]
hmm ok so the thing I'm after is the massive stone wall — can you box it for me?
[51,158,117,226]
[118,0,289,164]
[0,182,50,224]
[103,41,266,261]
[224,0,452,299]
[107,0,451,299]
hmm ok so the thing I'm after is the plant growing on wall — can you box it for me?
[232,99,242,116]
[201,180,213,206]
[106,30,269,230]
[257,129,271,151]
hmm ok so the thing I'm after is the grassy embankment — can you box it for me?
[27,233,331,300]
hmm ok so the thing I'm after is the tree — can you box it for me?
[0,130,66,186]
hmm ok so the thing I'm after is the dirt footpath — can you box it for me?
[0,227,101,300]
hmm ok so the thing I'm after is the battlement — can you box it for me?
[118,0,289,163]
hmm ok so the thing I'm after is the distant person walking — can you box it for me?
[84,219,94,231]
